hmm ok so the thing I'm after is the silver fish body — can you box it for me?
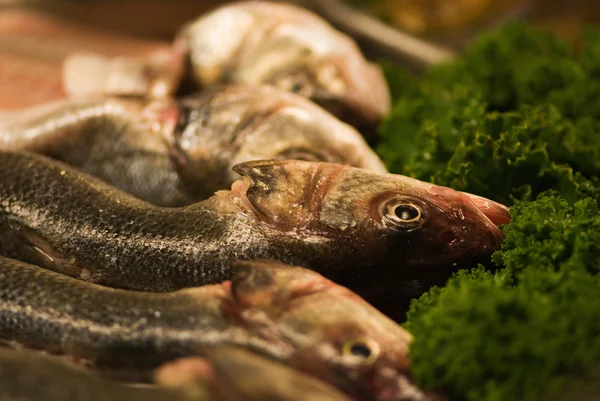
[0,151,508,322]
[0,84,386,205]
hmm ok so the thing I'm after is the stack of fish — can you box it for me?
[0,2,510,400]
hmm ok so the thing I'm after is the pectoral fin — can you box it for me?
[16,226,83,278]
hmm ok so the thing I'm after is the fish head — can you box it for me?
[229,260,428,401]
[160,85,386,197]
[315,52,391,128]
[231,160,509,281]
[221,86,388,174]
[251,40,391,127]
[179,1,390,126]
[155,346,353,401]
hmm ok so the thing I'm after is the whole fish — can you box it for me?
[0,255,425,401]
[65,1,391,128]
[0,151,509,318]
[0,345,354,401]
[0,84,386,206]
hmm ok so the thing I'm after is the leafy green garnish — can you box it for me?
[405,195,600,401]
[380,23,600,401]
[377,23,600,205]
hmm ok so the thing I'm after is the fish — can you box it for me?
[0,345,355,401]
[0,255,428,401]
[64,1,391,128]
[0,84,386,205]
[175,1,391,126]
[156,346,356,401]
[0,151,509,318]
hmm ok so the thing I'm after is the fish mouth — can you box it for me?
[461,192,511,227]
[371,368,429,401]
[230,177,261,216]
[229,174,280,228]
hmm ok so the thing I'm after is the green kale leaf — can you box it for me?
[377,23,600,205]
[405,196,600,401]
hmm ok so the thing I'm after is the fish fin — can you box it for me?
[17,227,83,277]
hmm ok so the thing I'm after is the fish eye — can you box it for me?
[291,82,304,93]
[379,198,424,231]
[393,204,420,222]
[341,339,380,365]
[273,72,313,97]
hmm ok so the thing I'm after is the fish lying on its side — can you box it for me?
[0,151,509,320]
[64,1,391,128]
[0,255,430,401]
[0,84,386,206]
[0,345,356,401]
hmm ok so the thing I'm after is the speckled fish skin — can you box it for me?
[0,84,386,206]
[0,152,508,315]
[0,97,197,206]
[0,348,188,401]
[176,1,391,127]
[0,256,426,401]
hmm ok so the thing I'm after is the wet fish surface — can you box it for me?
[0,151,509,319]
[0,345,355,401]
[0,255,426,401]
[65,1,391,128]
[0,84,386,206]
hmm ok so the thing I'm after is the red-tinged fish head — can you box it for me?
[231,160,509,282]
[228,260,431,401]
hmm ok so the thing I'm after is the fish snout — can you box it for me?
[427,188,507,258]
[451,191,509,254]
[371,365,427,401]
[461,192,511,227]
